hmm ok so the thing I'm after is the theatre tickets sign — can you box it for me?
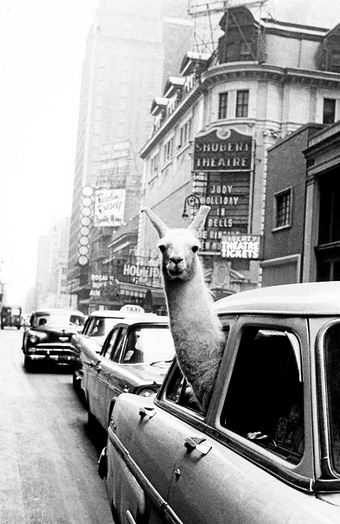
[193,128,253,253]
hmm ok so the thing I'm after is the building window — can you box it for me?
[179,118,192,148]
[163,137,174,162]
[236,90,249,118]
[240,41,252,60]
[218,92,228,119]
[275,189,291,229]
[323,98,336,124]
[150,152,159,174]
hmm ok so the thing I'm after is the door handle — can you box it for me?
[184,436,212,455]
[139,406,156,419]
[96,364,102,372]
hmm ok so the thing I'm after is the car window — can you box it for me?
[111,328,128,362]
[165,325,230,414]
[220,327,304,464]
[102,328,123,360]
[32,313,84,327]
[323,322,340,474]
[166,366,203,413]
[88,316,122,337]
[121,326,175,364]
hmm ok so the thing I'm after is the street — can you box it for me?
[0,328,113,524]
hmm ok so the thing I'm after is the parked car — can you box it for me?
[83,315,175,432]
[71,305,147,391]
[98,282,340,524]
[22,308,85,371]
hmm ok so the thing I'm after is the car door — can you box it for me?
[91,326,126,429]
[109,378,207,524]
[166,317,317,524]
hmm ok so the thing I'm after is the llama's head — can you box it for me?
[143,206,210,281]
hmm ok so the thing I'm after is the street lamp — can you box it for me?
[182,194,201,218]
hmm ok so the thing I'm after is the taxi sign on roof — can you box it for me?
[120,304,145,314]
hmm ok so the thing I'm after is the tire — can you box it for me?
[87,401,96,430]
[24,356,33,372]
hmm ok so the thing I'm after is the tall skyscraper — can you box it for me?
[68,0,193,306]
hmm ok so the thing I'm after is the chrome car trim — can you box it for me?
[108,425,183,524]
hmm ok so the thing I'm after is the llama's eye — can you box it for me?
[192,245,199,253]
[159,245,166,253]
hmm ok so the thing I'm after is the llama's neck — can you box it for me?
[163,265,224,413]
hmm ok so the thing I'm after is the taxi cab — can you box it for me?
[99,282,340,524]
[84,315,175,432]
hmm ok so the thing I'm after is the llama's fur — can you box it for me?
[143,205,225,413]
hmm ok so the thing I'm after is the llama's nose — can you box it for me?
[170,255,183,265]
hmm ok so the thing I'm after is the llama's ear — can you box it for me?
[142,207,169,238]
[188,205,210,234]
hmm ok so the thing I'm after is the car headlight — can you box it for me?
[28,331,47,344]
[137,387,157,397]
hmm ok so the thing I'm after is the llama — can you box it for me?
[143,205,225,413]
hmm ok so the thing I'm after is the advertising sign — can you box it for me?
[221,235,262,260]
[94,188,125,227]
[193,127,253,254]
[193,128,252,172]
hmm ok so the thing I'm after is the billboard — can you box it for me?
[221,235,262,260]
[94,188,125,227]
[193,128,252,172]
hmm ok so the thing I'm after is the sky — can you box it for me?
[0,0,339,305]
[0,0,98,304]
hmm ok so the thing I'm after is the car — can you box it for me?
[71,305,147,391]
[1,305,22,329]
[82,315,175,433]
[98,282,340,524]
[22,308,85,371]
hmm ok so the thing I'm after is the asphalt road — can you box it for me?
[0,328,113,524]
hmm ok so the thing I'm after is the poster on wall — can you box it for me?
[94,188,126,227]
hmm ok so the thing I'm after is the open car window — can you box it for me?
[165,325,230,414]
[220,327,304,464]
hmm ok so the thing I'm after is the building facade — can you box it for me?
[138,6,340,297]
[35,217,74,308]
[67,0,193,313]
[303,122,340,282]
[261,123,323,286]
[262,120,340,286]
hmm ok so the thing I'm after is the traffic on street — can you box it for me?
[0,327,113,524]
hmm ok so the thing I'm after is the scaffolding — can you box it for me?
[187,0,273,61]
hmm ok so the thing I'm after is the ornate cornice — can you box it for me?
[140,62,340,159]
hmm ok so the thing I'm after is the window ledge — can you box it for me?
[272,224,291,232]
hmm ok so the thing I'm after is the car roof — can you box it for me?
[113,314,169,327]
[87,309,150,319]
[33,308,85,317]
[214,281,340,316]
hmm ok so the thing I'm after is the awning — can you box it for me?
[144,288,166,307]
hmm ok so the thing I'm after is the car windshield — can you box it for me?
[34,313,84,328]
[123,326,175,364]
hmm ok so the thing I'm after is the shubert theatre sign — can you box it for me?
[193,128,253,254]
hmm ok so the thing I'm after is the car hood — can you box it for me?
[38,324,82,336]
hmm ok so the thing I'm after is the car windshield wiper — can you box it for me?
[149,359,173,366]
